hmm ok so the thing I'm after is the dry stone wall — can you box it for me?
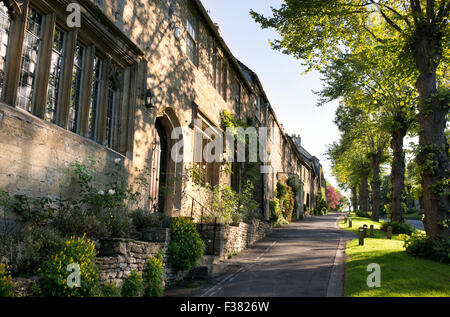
[198,219,272,259]
[96,228,172,287]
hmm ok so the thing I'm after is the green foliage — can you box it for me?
[36,235,101,297]
[101,283,121,297]
[0,264,15,297]
[0,191,57,227]
[121,271,144,297]
[143,254,165,297]
[0,224,65,275]
[131,210,171,231]
[403,232,450,263]
[269,198,288,228]
[355,210,371,219]
[381,221,415,235]
[276,182,295,221]
[206,181,260,225]
[168,217,205,273]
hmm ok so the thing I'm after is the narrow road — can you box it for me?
[167,212,355,297]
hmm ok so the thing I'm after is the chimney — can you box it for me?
[291,134,302,148]
[214,23,220,35]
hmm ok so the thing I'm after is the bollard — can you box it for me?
[349,218,352,228]
[370,224,374,237]
[387,226,393,239]
[358,227,364,246]
[363,224,368,237]
[344,216,347,224]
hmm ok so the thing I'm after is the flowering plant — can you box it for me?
[35,234,101,297]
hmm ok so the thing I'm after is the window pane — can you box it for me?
[46,27,65,123]
[106,76,118,150]
[88,56,103,140]
[68,44,85,133]
[17,6,43,112]
[0,3,11,98]
[186,8,198,65]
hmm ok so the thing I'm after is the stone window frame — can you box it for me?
[186,3,199,67]
[193,110,221,187]
[0,0,142,157]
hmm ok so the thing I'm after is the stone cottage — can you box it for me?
[0,0,325,222]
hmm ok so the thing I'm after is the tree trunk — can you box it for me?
[390,121,407,223]
[371,156,381,222]
[413,25,450,240]
[359,175,369,212]
[351,186,358,212]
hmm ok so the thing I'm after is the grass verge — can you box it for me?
[339,214,450,297]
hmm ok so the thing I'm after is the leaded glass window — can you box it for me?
[17,6,43,112]
[88,56,103,140]
[106,73,118,150]
[0,3,11,98]
[46,27,65,123]
[186,7,198,65]
[68,43,85,132]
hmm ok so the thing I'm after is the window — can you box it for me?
[255,96,261,121]
[17,6,43,112]
[106,67,120,151]
[46,27,65,123]
[0,2,11,98]
[194,113,220,187]
[221,62,227,101]
[186,7,198,65]
[1,1,140,156]
[88,57,103,140]
[234,79,241,117]
[68,43,85,133]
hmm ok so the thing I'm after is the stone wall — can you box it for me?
[96,228,172,287]
[198,219,272,259]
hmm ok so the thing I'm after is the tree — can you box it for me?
[317,46,417,222]
[251,0,449,239]
[326,183,342,210]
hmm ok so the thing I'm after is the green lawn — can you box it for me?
[339,214,450,297]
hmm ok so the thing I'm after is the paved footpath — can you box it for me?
[166,212,356,297]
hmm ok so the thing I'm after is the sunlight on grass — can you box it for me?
[339,214,449,297]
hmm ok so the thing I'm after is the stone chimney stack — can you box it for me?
[291,134,302,148]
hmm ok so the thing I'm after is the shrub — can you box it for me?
[381,221,415,235]
[168,217,205,273]
[53,206,111,239]
[131,210,171,231]
[101,283,122,297]
[36,234,101,297]
[108,207,133,238]
[269,199,288,228]
[0,264,15,297]
[355,210,371,218]
[0,225,65,275]
[276,182,294,221]
[121,271,144,297]
[143,254,164,297]
[403,232,450,263]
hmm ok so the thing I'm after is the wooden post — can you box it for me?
[344,216,347,224]
[363,224,368,237]
[349,218,352,228]
[370,225,374,237]
[358,227,364,246]
[387,226,393,239]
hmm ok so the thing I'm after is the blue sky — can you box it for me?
[201,0,341,190]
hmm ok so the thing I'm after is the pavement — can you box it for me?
[165,212,356,297]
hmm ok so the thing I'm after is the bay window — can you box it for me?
[0,0,142,156]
